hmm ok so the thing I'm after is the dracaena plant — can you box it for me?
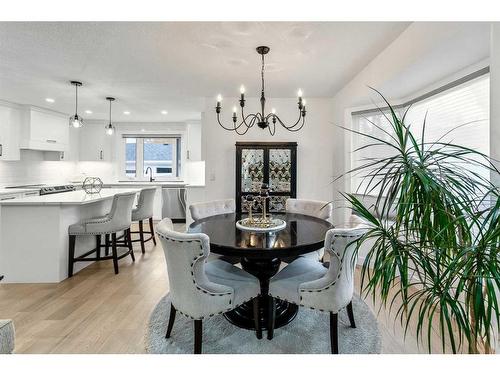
[343,90,500,353]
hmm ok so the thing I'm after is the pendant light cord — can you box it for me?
[261,53,265,94]
[109,99,112,124]
[75,84,78,114]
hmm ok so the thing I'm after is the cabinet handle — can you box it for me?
[0,144,2,156]
[0,196,16,201]
[46,139,57,143]
[24,192,39,196]
[99,150,103,160]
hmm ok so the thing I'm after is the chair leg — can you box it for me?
[68,235,76,277]
[95,235,101,260]
[149,217,157,246]
[138,220,146,254]
[165,303,177,338]
[346,301,356,328]
[194,319,202,354]
[253,297,262,339]
[330,312,339,354]
[126,228,135,262]
[267,296,276,340]
[105,234,110,256]
[111,233,119,275]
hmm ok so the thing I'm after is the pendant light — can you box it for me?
[105,97,115,135]
[69,81,84,128]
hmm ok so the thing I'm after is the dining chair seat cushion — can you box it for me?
[205,260,260,307]
[68,214,112,235]
[0,319,15,354]
[269,257,327,305]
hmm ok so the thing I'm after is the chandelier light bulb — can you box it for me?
[217,94,222,103]
[297,89,303,98]
[272,108,276,114]
[232,106,237,114]
[302,99,307,106]
[240,85,245,94]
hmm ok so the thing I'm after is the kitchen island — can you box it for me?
[0,188,140,283]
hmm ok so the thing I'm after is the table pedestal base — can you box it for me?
[223,257,298,332]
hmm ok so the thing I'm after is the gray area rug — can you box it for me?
[146,294,381,354]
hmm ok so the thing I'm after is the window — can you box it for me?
[351,73,490,195]
[123,136,181,180]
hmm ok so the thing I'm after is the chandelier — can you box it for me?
[215,46,306,136]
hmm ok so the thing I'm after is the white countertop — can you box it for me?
[0,188,140,206]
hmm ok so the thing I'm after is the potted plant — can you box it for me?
[344,90,499,353]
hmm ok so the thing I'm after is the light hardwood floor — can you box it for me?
[0,223,436,354]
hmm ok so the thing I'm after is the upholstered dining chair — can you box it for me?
[156,218,261,354]
[189,199,239,264]
[268,226,366,354]
[285,198,334,261]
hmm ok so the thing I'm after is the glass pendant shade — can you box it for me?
[70,113,83,128]
[105,123,115,135]
[69,81,83,128]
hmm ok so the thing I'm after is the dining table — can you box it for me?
[188,212,334,332]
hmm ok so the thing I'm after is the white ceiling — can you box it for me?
[0,22,410,122]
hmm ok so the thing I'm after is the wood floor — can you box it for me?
[0,223,438,354]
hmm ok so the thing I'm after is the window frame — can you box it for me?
[120,134,183,182]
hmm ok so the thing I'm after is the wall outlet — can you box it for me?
[209,172,216,181]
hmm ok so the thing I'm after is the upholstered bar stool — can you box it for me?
[68,191,137,276]
[285,198,334,261]
[189,199,238,264]
[130,187,157,254]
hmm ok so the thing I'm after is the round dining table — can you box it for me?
[188,212,333,331]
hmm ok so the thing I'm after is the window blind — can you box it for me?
[351,73,490,195]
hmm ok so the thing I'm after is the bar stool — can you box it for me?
[68,191,137,276]
[130,187,157,253]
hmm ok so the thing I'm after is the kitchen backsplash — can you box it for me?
[0,150,77,186]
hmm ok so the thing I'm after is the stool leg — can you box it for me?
[68,235,76,278]
[149,217,157,246]
[96,235,101,260]
[138,220,146,254]
[105,234,110,256]
[127,228,135,262]
[111,232,119,274]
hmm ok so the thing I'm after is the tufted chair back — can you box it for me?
[286,198,333,222]
[189,199,236,221]
[132,187,156,222]
[298,226,366,312]
[156,218,234,319]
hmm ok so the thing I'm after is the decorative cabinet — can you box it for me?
[235,142,297,213]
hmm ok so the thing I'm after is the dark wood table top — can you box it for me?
[188,212,333,259]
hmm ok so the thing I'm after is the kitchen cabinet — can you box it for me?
[79,123,113,161]
[0,103,21,161]
[20,107,68,152]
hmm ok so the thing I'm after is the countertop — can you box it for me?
[0,188,140,206]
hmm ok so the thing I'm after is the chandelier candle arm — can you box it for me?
[215,46,307,136]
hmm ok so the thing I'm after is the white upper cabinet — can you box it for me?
[20,107,69,152]
[0,103,21,161]
[78,122,113,161]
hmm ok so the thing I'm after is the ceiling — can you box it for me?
[0,22,410,122]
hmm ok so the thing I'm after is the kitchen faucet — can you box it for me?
[145,167,154,182]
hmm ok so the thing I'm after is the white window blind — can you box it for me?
[351,73,490,195]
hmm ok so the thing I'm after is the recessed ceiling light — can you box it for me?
[45,98,55,103]
[85,110,93,114]
[141,128,145,132]
[123,111,130,115]
[161,110,168,115]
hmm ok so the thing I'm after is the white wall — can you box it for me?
[491,23,500,188]
[201,97,334,207]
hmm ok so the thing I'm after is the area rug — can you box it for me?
[145,294,381,354]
